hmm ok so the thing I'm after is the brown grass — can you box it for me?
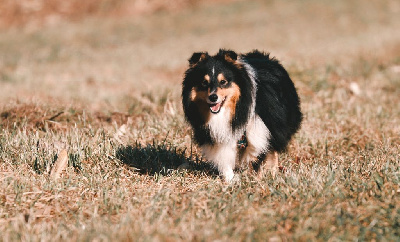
[0,0,399,240]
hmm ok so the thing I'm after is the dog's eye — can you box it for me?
[220,80,227,85]
[201,80,208,87]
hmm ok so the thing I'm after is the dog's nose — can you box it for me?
[208,94,219,103]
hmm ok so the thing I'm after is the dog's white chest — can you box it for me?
[206,107,235,143]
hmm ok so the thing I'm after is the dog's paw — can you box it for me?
[223,171,242,184]
[230,174,241,184]
[223,170,235,182]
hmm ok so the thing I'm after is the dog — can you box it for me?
[182,49,302,181]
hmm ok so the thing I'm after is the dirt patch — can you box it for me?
[0,101,134,131]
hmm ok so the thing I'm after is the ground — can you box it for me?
[0,0,399,240]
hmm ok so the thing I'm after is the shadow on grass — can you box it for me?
[115,141,218,177]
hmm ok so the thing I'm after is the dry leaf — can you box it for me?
[349,82,361,96]
[50,149,68,180]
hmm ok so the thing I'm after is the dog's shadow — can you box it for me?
[115,141,218,177]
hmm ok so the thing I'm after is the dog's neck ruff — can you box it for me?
[206,106,237,143]
[238,56,258,117]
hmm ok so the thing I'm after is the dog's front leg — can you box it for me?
[201,142,237,182]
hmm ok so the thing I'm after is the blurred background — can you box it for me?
[0,0,399,127]
[1,2,400,239]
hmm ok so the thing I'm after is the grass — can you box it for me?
[1,0,400,241]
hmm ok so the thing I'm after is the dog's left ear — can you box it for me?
[189,52,208,67]
[218,49,238,63]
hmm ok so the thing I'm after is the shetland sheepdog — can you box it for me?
[182,49,302,181]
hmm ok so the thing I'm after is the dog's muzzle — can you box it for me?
[207,94,226,114]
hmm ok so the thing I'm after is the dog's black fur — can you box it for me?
[242,50,302,151]
[182,49,302,180]
[182,49,302,152]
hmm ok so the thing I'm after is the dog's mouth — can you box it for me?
[208,97,226,114]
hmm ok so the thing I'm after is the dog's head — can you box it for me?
[182,49,254,127]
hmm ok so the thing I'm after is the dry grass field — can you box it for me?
[1,0,400,241]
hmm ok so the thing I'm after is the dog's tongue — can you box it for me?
[210,102,221,113]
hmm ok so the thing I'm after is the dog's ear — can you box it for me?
[189,52,208,67]
[218,49,238,63]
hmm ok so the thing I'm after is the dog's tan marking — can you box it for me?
[224,54,244,69]
[217,83,240,119]
[190,87,211,123]
[199,53,207,62]
[224,54,235,63]
[204,74,210,82]
[190,53,208,67]
[217,73,225,82]
[190,88,197,101]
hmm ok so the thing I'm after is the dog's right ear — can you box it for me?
[188,52,208,67]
